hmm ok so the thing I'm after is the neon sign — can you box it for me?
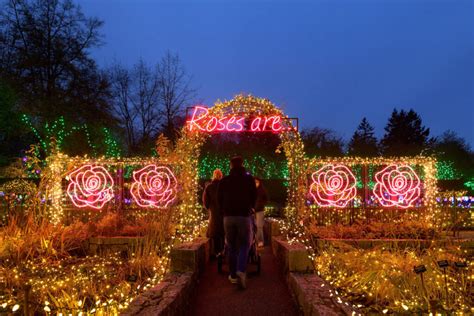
[186,106,296,133]
[130,165,178,208]
[66,165,114,209]
[309,164,357,208]
[373,164,421,208]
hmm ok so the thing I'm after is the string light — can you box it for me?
[15,94,465,315]
[22,114,120,158]
[0,252,170,315]
[463,178,474,191]
[198,155,289,179]
[103,128,121,158]
[313,246,472,314]
[436,161,460,180]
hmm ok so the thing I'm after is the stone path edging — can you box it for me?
[120,272,194,316]
[289,273,358,316]
[121,238,209,316]
[272,236,359,316]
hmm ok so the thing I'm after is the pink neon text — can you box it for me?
[187,106,286,133]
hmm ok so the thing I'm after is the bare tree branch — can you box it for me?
[157,51,197,142]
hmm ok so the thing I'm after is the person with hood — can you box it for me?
[218,156,257,289]
[203,169,224,258]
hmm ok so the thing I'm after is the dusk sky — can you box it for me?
[78,0,473,145]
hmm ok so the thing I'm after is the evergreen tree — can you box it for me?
[348,117,379,156]
[0,81,31,165]
[381,109,430,156]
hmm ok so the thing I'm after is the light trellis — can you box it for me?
[305,156,437,212]
[287,155,440,241]
[43,152,182,224]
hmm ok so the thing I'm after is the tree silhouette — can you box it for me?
[157,51,197,143]
[434,130,474,179]
[301,127,344,157]
[348,117,379,157]
[380,109,430,156]
[108,53,196,154]
[0,0,112,126]
[0,81,32,165]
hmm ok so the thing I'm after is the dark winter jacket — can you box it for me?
[217,166,257,217]
[255,184,268,213]
[202,180,224,238]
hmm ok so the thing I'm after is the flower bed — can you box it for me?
[0,212,174,315]
[312,243,472,314]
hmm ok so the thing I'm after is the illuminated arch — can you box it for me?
[174,94,307,235]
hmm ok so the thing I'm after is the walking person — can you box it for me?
[254,177,268,247]
[218,156,257,289]
[203,169,224,258]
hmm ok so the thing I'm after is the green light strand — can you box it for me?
[103,128,121,158]
[198,155,289,179]
[464,178,474,191]
[22,115,123,158]
[436,160,461,180]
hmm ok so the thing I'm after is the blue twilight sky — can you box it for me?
[77,0,474,146]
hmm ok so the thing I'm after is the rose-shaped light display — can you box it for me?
[309,164,357,207]
[66,165,114,209]
[373,164,421,208]
[130,165,178,208]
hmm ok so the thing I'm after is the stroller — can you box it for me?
[217,215,261,275]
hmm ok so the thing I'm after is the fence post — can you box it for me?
[117,164,124,214]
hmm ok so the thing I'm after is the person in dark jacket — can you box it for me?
[254,177,268,247]
[218,156,257,289]
[203,169,224,258]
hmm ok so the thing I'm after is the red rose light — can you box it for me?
[130,165,178,208]
[373,164,421,208]
[66,165,114,209]
[309,164,357,207]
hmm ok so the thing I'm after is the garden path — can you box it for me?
[187,246,300,316]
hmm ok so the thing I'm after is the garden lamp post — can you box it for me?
[414,265,430,311]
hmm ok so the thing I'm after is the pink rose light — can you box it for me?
[373,164,421,208]
[309,164,357,207]
[67,165,114,209]
[131,165,178,208]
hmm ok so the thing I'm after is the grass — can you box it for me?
[313,242,472,314]
[308,219,438,240]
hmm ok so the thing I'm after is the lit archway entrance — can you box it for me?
[174,94,307,238]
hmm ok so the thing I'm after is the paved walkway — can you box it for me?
[187,246,300,316]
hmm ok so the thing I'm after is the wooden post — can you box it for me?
[23,285,31,316]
